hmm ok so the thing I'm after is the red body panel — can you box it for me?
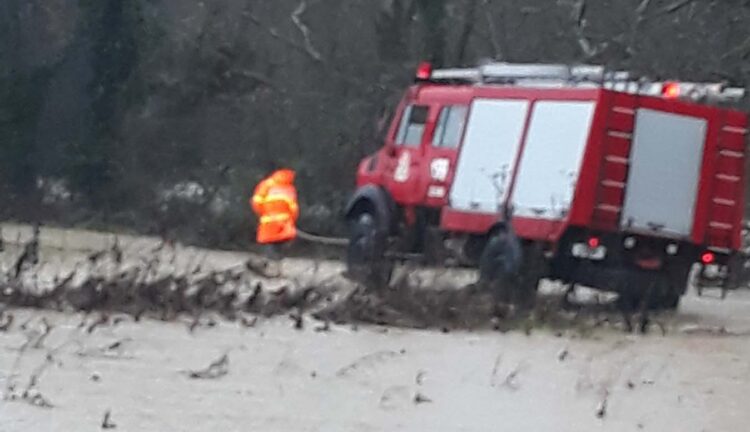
[356,84,749,252]
[581,91,749,250]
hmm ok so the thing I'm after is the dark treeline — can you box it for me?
[1,0,749,248]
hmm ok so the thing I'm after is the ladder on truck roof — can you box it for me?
[426,62,746,104]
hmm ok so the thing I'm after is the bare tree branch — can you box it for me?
[663,0,695,14]
[721,34,750,61]
[570,0,607,60]
[242,6,371,89]
[482,0,503,60]
[635,0,652,15]
[455,0,478,65]
[627,0,654,56]
[290,0,323,62]
[243,9,322,64]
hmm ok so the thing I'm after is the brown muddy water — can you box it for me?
[1,234,750,431]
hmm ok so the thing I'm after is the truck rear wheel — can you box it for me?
[478,229,538,308]
[627,271,681,311]
[515,243,546,309]
[653,266,690,310]
[346,213,393,287]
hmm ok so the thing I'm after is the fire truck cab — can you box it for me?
[346,62,748,309]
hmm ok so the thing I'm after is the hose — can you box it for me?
[296,229,348,247]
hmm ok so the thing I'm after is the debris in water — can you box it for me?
[19,316,33,331]
[88,250,106,263]
[91,372,102,382]
[679,325,744,336]
[188,317,201,333]
[24,390,54,409]
[290,311,304,330]
[87,314,109,334]
[106,340,123,351]
[596,390,609,419]
[503,368,521,391]
[413,392,432,404]
[415,370,427,385]
[32,318,53,349]
[244,282,263,311]
[336,350,405,377]
[313,320,330,332]
[101,410,117,429]
[13,226,40,279]
[0,312,14,331]
[111,315,127,326]
[184,354,229,379]
[489,354,502,387]
[240,315,258,328]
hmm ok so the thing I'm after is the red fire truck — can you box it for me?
[345,62,748,309]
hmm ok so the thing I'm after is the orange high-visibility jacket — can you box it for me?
[251,169,299,244]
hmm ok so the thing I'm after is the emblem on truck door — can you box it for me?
[393,152,411,183]
[430,158,450,182]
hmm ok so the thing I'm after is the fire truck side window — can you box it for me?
[395,105,429,147]
[432,106,468,148]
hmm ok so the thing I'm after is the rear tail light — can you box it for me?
[701,252,715,265]
[572,238,606,260]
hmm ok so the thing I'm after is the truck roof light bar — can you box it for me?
[422,62,746,103]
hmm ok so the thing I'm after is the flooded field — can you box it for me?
[1,226,750,431]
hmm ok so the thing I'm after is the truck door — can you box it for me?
[421,105,468,207]
[449,99,530,213]
[621,109,708,237]
[383,104,431,204]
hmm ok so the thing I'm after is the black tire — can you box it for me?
[479,229,531,306]
[654,267,689,310]
[638,271,681,311]
[658,290,681,310]
[515,243,546,309]
[479,230,520,281]
[346,213,393,287]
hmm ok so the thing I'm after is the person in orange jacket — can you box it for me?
[251,168,299,258]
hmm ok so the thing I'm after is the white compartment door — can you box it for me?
[621,109,707,236]
[449,99,529,213]
[511,101,595,219]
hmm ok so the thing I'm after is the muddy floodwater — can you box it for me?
[1,229,750,431]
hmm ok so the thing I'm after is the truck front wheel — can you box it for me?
[346,213,393,287]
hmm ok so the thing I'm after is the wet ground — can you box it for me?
[1,229,750,431]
